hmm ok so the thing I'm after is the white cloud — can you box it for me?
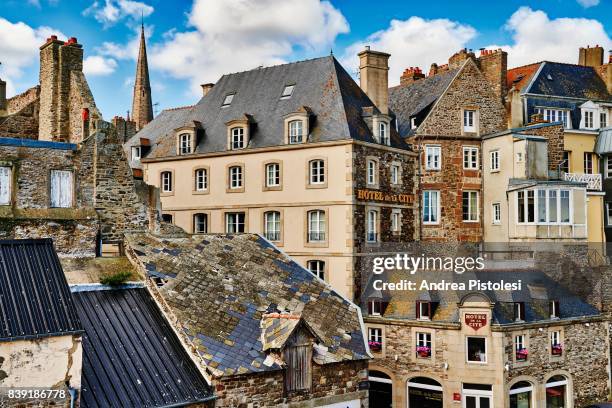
[341,17,476,86]
[150,0,349,95]
[577,0,600,8]
[83,0,154,28]
[96,25,152,60]
[495,7,611,67]
[0,18,65,96]
[83,55,118,76]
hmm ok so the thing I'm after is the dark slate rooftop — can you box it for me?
[124,233,369,377]
[73,286,214,408]
[594,126,612,154]
[389,68,459,137]
[525,61,612,101]
[129,55,409,161]
[366,270,599,325]
[0,239,82,341]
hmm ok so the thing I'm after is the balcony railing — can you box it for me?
[563,173,602,191]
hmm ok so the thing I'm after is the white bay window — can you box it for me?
[517,189,571,224]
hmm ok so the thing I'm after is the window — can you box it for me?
[463,146,478,169]
[280,84,295,99]
[550,331,562,356]
[584,152,594,174]
[607,156,612,178]
[265,163,281,187]
[549,190,558,223]
[307,210,326,242]
[367,210,378,242]
[416,301,431,320]
[521,189,570,224]
[193,213,208,234]
[284,336,312,392]
[607,203,612,225]
[379,122,390,146]
[195,168,208,191]
[416,332,432,358]
[538,189,547,223]
[601,111,608,128]
[264,211,281,241]
[309,160,325,184]
[222,93,235,107]
[546,375,568,407]
[410,117,417,129]
[514,302,525,322]
[0,167,10,205]
[131,146,141,161]
[179,133,191,154]
[560,151,570,174]
[391,210,401,232]
[549,300,560,319]
[422,190,440,224]
[50,170,73,208]
[509,381,533,408]
[367,160,377,185]
[515,334,527,361]
[560,190,570,223]
[229,166,243,189]
[466,337,486,363]
[368,327,383,352]
[161,213,173,223]
[516,152,523,162]
[425,145,441,170]
[463,109,476,132]
[492,203,501,224]
[391,164,400,184]
[490,150,500,171]
[225,212,245,233]
[584,110,594,128]
[369,300,382,316]
[535,108,570,128]
[289,120,304,144]
[462,191,478,222]
[231,127,245,149]
[517,190,535,223]
[307,260,325,280]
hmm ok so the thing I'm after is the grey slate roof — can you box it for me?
[124,233,369,377]
[0,239,82,341]
[128,56,409,161]
[525,61,612,101]
[389,68,459,137]
[595,126,612,154]
[74,286,213,408]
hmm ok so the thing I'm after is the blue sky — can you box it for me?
[1,0,610,119]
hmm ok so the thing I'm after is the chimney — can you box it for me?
[429,63,439,76]
[606,50,612,94]
[0,78,6,116]
[578,45,604,68]
[477,48,508,103]
[201,83,214,96]
[449,48,475,69]
[400,67,425,86]
[358,46,391,114]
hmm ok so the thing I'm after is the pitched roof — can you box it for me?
[74,286,213,408]
[506,62,541,92]
[595,126,612,154]
[388,68,459,137]
[525,61,612,101]
[124,233,369,377]
[128,56,408,161]
[0,239,82,341]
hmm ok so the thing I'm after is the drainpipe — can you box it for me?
[67,386,77,408]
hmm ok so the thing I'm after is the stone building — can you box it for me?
[125,49,418,299]
[389,49,508,242]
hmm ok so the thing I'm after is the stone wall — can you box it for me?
[6,86,39,115]
[0,87,40,139]
[214,360,368,408]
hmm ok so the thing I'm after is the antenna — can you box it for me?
[153,102,160,116]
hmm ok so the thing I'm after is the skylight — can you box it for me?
[280,84,295,99]
[222,93,235,107]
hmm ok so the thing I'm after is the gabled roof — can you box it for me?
[506,62,541,93]
[0,239,82,341]
[124,233,369,377]
[525,61,612,101]
[74,286,213,408]
[388,68,459,137]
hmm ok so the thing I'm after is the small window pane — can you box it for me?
[281,85,295,98]
[193,213,208,233]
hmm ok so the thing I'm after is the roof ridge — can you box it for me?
[218,55,334,79]
[507,62,543,71]
[162,105,194,112]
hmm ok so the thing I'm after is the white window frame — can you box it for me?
[607,202,612,225]
[463,146,479,169]
[229,166,243,189]
[222,93,235,107]
[367,160,377,185]
[517,188,571,225]
[422,190,440,225]
[231,127,245,149]
[463,109,476,132]
[490,150,500,172]
[0,167,11,205]
[368,327,382,343]
[195,168,207,191]
[391,164,400,185]
[307,210,326,242]
[379,122,390,146]
[161,171,172,193]
[391,209,401,232]
[515,334,526,352]
[425,145,441,170]
[369,300,382,316]
[535,107,570,129]
[50,170,74,208]
[514,302,525,321]
[225,212,245,233]
[462,191,479,222]
[266,163,280,187]
[584,110,595,129]
[179,133,191,154]
[492,202,501,224]
[263,211,281,241]
[584,152,594,174]
[131,146,141,161]
[466,336,487,364]
[289,120,304,144]
[550,331,561,347]
[606,156,612,178]
[280,84,295,99]
[601,111,608,129]
[418,301,431,321]
[307,260,325,279]
[193,213,207,234]
[366,210,378,243]
[550,301,559,319]
[309,160,325,184]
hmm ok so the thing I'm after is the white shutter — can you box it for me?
[0,167,10,205]
[50,171,60,207]
[50,170,73,208]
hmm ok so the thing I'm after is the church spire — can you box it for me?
[131,23,153,131]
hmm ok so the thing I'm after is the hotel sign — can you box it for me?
[356,189,414,204]
[464,313,487,331]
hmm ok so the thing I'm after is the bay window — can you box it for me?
[518,189,570,224]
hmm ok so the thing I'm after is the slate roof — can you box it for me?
[594,126,612,154]
[388,68,459,137]
[128,56,409,162]
[73,286,213,408]
[0,239,82,341]
[365,270,599,325]
[506,62,541,93]
[124,233,369,377]
[525,61,612,101]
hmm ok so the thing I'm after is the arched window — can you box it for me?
[193,213,208,234]
[307,210,326,242]
[509,381,533,408]
[160,171,172,193]
[194,168,208,191]
[407,377,443,408]
[369,370,392,408]
[264,211,281,241]
[546,375,568,408]
[289,120,304,144]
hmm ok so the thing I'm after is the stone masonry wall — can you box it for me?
[0,87,40,139]
[6,86,39,115]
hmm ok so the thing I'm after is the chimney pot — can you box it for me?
[201,83,214,96]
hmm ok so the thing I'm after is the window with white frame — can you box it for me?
[307,260,325,280]
[466,337,486,363]
[195,168,207,191]
[535,108,570,129]
[280,84,295,99]
[0,167,10,205]
[425,145,441,170]
[161,171,172,193]
[229,166,243,189]
[179,133,191,154]
[423,190,440,224]
[490,150,500,171]
[584,110,595,129]
[289,120,303,144]
[514,302,525,321]
[518,189,571,224]
[367,160,377,185]
[601,111,608,128]
[492,202,501,224]
[606,156,612,178]
[309,160,325,184]
[391,209,401,232]
[607,203,612,225]
[463,109,476,132]
[391,164,400,184]
[264,211,281,241]
[416,332,432,358]
[515,334,527,360]
[307,210,326,242]
[560,152,570,174]
[231,127,245,149]
[410,117,417,129]
[584,152,594,174]
[131,146,141,161]
[462,191,478,222]
[463,146,478,169]
[50,170,74,208]
[225,212,245,233]
[417,301,431,320]
[551,331,561,347]
[379,122,390,145]
[368,327,383,346]
[369,300,382,316]
[266,163,280,187]
[367,210,377,242]
[550,300,560,319]
[193,213,208,233]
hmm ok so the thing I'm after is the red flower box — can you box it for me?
[516,349,528,361]
[416,346,431,358]
[552,345,563,356]
[368,341,382,352]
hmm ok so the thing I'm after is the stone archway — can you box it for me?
[406,376,443,408]
[369,370,393,408]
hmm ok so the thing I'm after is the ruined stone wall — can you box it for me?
[6,86,39,115]
[0,87,40,139]
[67,71,100,143]
[214,360,368,408]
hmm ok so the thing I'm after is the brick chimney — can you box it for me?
[400,67,425,86]
[358,46,391,114]
[449,48,475,69]
[201,83,214,96]
[578,45,604,68]
[0,78,6,116]
[476,48,508,102]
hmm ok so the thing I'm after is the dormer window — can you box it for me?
[368,300,382,316]
[549,300,560,319]
[284,108,311,145]
[222,93,235,107]
[416,301,431,320]
[379,122,389,146]
[231,127,245,149]
[179,133,191,155]
[514,302,525,322]
[584,110,594,129]
[131,146,141,161]
[281,84,295,99]
[289,120,303,144]
[410,117,417,129]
